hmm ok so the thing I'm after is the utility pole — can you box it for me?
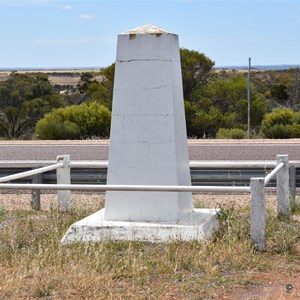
[247,57,251,139]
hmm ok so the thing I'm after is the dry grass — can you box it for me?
[0,194,300,299]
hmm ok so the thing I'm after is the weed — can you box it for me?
[194,201,207,209]
[291,197,300,215]
[0,207,299,299]
[33,286,52,298]
[267,216,300,255]
[0,206,6,221]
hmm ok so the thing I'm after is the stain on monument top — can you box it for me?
[124,24,170,35]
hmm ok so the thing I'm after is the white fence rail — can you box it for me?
[0,183,251,193]
[0,154,292,251]
[0,162,64,183]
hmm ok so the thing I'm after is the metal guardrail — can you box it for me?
[0,166,299,187]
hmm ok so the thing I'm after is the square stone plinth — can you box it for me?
[61,208,220,243]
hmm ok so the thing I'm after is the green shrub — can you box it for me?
[261,108,300,138]
[35,102,111,140]
[216,128,246,139]
[262,107,294,128]
[35,117,80,140]
[262,123,300,139]
[291,111,300,124]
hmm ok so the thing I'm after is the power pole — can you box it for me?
[247,57,251,139]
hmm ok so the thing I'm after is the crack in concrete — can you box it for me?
[113,113,174,118]
[118,59,172,63]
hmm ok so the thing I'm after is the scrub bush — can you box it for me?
[261,108,300,138]
[216,128,246,139]
[35,102,111,140]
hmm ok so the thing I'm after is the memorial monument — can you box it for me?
[62,25,219,243]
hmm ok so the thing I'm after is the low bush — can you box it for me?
[262,123,300,139]
[216,128,246,139]
[261,107,300,138]
[35,102,111,140]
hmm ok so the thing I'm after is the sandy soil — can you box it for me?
[6,192,299,221]
[0,192,103,211]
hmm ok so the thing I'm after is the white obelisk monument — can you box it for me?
[62,25,219,243]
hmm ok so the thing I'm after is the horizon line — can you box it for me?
[0,64,299,72]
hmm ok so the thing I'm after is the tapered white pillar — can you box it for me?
[105,24,192,224]
[61,25,219,243]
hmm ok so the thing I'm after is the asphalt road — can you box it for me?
[0,140,300,162]
[188,141,300,161]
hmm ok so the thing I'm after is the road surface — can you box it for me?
[0,139,299,162]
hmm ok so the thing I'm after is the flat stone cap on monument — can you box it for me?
[125,24,168,35]
[118,24,178,61]
[121,24,176,36]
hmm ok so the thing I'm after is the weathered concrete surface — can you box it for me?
[61,208,220,243]
[56,155,71,211]
[104,24,192,223]
[250,177,266,251]
[276,154,290,217]
[62,25,219,243]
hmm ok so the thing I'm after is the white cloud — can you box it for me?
[80,14,96,20]
[62,4,72,10]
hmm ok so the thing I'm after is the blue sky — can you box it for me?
[0,0,300,68]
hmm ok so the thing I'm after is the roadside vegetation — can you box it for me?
[0,49,299,140]
[0,72,64,139]
[35,102,111,140]
[0,197,299,299]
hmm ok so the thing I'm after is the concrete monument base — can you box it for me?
[61,208,220,243]
[61,25,220,244]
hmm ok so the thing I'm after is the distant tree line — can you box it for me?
[0,49,299,140]
[0,73,63,139]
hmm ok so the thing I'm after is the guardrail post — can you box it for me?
[276,155,289,218]
[31,170,43,210]
[289,165,296,210]
[250,177,266,251]
[56,155,71,212]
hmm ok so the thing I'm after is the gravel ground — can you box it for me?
[0,191,279,213]
[6,192,299,226]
